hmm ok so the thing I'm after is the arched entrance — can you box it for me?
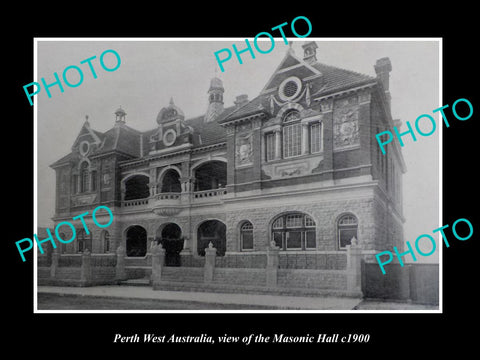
[126,225,147,257]
[197,220,226,256]
[157,223,183,266]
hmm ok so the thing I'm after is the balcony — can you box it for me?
[192,188,227,204]
[122,198,149,207]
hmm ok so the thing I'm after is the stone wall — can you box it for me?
[225,196,376,252]
[362,261,439,305]
[278,269,347,290]
[213,268,266,287]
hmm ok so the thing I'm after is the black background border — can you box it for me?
[6,7,478,355]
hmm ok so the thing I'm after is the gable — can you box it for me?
[261,50,322,94]
[71,122,103,151]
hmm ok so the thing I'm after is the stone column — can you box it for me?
[204,242,216,283]
[120,182,126,202]
[115,245,127,281]
[50,248,59,279]
[274,129,282,160]
[151,244,165,285]
[301,122,309,155]
[346,237,363,295]
[266,241,280,288]
[81,249,92,284]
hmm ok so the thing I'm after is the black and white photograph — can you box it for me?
[34,39,440,312]
[6,9,478,355]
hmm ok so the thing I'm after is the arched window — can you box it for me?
[271,212,316,250]
[102,230,110,253]
[338,214,358,249]
[126,225,147,257]
[194,161,227,191]
[124,175,150,200]
[240,221,254,251]
[197,220,226,256]
[161,169,181,193]
[80,162,90,193]
[77,228,92,253]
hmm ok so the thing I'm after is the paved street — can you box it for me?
[37,286,437,311]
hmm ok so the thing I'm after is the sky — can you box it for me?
[36,38,440,262]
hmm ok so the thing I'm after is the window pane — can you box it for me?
[286,214,303,228]
[242,232,253,250]
[310,122,322,153]
[283,124,301,158]
[273,231,283,248]
[339,228,357,248]
[72,175,78,194]
[286,231,302,249]
[306,230,316,249]
[305,215,315,227]
[241,222,253,231]
[265,133,275,161]
[273,217,283,229]
[91,171,97,191]
[339,215,357,225]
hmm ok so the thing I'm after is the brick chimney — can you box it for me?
[302,41,318,65]
[234,94,249,108]
[374,57,392,106]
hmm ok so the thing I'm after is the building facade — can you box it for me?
[48,42,406,292]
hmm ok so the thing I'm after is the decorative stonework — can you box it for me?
[333,100,360,149]
[153,207,183,216]
[235,132,253,167]
[71,194,97,206]
[319,98,333,112]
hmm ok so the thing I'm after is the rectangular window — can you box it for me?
[286,231,302,249]
[265,133,275,161]
[305,230,316,249]
[81,172,90,193]
[310,122,322,153]
[339,228,357,249]
[283,123,301,158]
[273,231,283,249]
[241,232,254,250]
[91,171,97,191]
[72,175,78,194]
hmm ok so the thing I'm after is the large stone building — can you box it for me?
[46,42,406,294]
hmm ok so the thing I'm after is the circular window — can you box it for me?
[163,129,177,147]
[79,141,90,156]
[278,76,302,101]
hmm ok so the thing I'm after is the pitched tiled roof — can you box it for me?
[185,105,236,146]
[220,56,377,124]
[310,62,376,97]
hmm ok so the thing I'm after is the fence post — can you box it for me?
[204,242,216,283]
[81,249,92,284]
[50,248,59,279]
[151,244,165,285]
[266,241,280,288]
[346,237,363,295]
[115,245,127,281]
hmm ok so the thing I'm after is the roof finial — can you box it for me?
[169,97,174,106]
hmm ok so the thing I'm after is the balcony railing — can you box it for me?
[193,188,227,199]
[155,192,181,200]
[123,198,149,207]
[122,189,227,208]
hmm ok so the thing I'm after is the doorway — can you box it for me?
[159,223,183,266]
